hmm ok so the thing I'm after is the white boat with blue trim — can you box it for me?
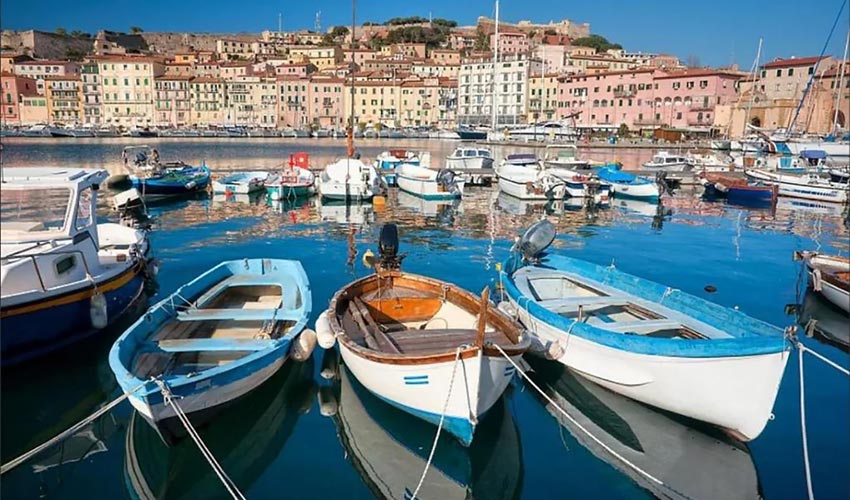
[499,221,791,441]
[1,168,151,365]
[212,171,270,195]
[596,165,660,202]
[109,258,313,444]
[316,224,528,446]
[317,158,384,202]
[395,164,465,200]
[744,168,849,204]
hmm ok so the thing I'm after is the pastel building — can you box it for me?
[190,77,225,126]
[154,75,192,127]
[306,75,345,129]
[223,76,278,127]
[1,73,37,125]
[490,30,530,56]
[81,62,103,125]
[45,75,83,124]
[278,76,310,127]
[97,56,165,127]
[527,73,560,122]
[343,78,402,126]
[12,60,80,95]
[458,54,534,126]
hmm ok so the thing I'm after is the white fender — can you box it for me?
[292,329,317,362]
[318,386,338,417]
[315,310,336,349]
[320,349,339,380]
[90,292,108,329]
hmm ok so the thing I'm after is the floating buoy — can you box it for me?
[315,311,336,349]
[90,292,108,329]
[704,285,717,293]
[291,328,317,362]
[318,386,338,417]
[320,348,339,380]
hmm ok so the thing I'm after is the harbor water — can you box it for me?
[1,138,848,500]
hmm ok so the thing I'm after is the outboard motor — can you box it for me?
[517,220,556,262]
[436,168,459,193]
[378,223,405,270]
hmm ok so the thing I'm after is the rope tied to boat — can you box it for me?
[410,346,463,500]
[491,344,670,490]
[0,379,151,475]
[154,379,247,500]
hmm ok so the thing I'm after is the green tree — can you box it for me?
[130,26,144,34]
[55,27,67,36]
[473,27,489,51]
[618,123,630,137]
[572,34,622,53]
[330,26,349,38]
[544,29,557,36]
[432,18,457,28]
[65,48,86,61]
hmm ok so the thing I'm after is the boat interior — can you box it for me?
[335,275,519,356]
[514,267,732,340]
[132,277,303,379]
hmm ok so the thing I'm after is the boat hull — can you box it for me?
[1,264,145,365]
[745,170,848,204]
[445,156,493,170]
[396,172,464,200]
[503,295,789,441]
[212,179,265,194]
[267,184,315,200]
[338,343,517,446]
[642,163,691,173]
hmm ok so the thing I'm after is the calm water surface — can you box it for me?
[1,139,848,500]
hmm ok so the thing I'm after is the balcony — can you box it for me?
[613,89,636,98]
[687,118,712,126]
[633,118,666,126]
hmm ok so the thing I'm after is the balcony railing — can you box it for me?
[633,118,666,126]
[613,89,636,98]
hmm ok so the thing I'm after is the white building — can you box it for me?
[458,54,536,126]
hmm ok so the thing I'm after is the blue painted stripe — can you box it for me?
[371,392,476,446]
[403,374,428,379]
[501,254,790,358]
[404,380,429,386]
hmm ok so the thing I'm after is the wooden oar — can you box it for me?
[476,287,489,348]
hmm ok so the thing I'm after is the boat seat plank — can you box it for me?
[351,297,402,354]
[154,338,274,352]
[177,308,301,322]
[601,319,684,334]
[388,328,513,355]
[538,296,628,311]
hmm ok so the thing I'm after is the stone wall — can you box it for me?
[141,32,257,54]
[1,30,91,59]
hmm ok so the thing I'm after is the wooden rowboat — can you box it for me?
[798,252,850,313]
[316,224,529,446]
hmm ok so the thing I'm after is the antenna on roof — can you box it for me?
[278,12,282,35]
[315,11,322,33]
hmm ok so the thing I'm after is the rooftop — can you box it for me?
[761,56,826,69]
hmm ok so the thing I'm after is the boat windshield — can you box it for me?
[0,188,72,234]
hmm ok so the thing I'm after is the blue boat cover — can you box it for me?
[800,150,827,159]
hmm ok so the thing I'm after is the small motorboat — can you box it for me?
[543,144,591,171]
[456,125,488,141]
[1,168,151,365]
[799,288,850,352]
[595,165,660,202]
[267,153,316,201]
[395,164,464,200]
[212,171,270,194]
[445,146,494,170]
[687,152,733,172]
[316,224,529,446]
[797,252,850,313]
[122,146,211,200]
[700,172,777,205]
[642,152,692,173]
[374,150,421,186]
[109,258,313,444]
[744,169,849,204]
[496,154,566,201]
[499,221,791,441]
[317,158,383,202]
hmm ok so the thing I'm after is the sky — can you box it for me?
[1,0,848,67]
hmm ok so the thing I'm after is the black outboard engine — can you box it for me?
[436,169,459,193]
[378,223,405,270]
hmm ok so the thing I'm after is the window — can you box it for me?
[672,82,680,90]
[55,255,76,275]
[788,68,794,76]
[808,66,814,75]
[776,69,782,77]
[676,112,682,120]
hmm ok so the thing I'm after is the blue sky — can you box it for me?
[1,0,848,67]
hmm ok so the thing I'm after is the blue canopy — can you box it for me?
[800,150,827,160]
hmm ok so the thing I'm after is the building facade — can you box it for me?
[154,75,192,127]
[97,56,164,127]
[45,75,83,124]
[458,55,531,125]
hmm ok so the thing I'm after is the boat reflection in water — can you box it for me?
[525,357,762,500]
[123,359,314,500]
[317,199,375,225]
[211,191,266,206]
[799,288,850,353]
[396,191,462,226]
[329,364,523,500]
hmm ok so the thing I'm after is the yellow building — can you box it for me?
[154,75,192,127]
[398,77,457,127]
[344,78,401,126]
[288,46,343,71]
[190,77,225,126]
[527,73,560,122]
[19,94,49,125]
[96,56,164,127]
[223,76,278,127]
[45,75,83,125]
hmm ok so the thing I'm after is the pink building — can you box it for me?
[1,73,37,125]
[490,30,530,55]
[278,76,309,127]
[307,76,345,129]
[274,63,316,78]
[556,68,743,132]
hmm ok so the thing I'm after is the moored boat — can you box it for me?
[797,252,850,313]
[395,164,464,200]
[317,158,383,202]
[122,145,211,200]
[109,258,313,444]
[595,165,660,202]
[700,172,777,205]
[212,171,270,194]
[267,153,316,201]
[456,125,488,141]
[374,150,422,186]
[744,169,849,204]
[642,151,692,173]
[499,221,792,441]
[1,168,151,365]
[496,155,566,201]
[445,146,494,170]
[316,224,529,445]
[543,144,590,171]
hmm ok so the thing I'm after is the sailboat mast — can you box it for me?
[347,0,356,160]
[833,31,849,133]
[490,0,499,130]
[742,37,762,136]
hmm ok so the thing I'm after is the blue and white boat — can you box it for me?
[1,168,151,365]
[395,164,464,200]
[596,165,660,202]
[374,150,421,186]
[109,258,312,443]
[499,221,791,441]
[122,146,211,200]
[316,224,529,446]
[212,171,270,195]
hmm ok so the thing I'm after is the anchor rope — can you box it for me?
[1,380,149,475]
[155,379,246,500]
[492,344,666,488]
[410,346,463,500]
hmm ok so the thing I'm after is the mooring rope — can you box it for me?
[410,346,463,500]
[1,380,149,475]
[491,344,666,488]
[154,380,246,500]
